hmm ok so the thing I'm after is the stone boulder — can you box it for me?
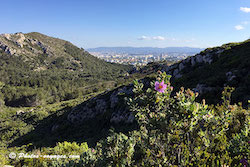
[203,54,213,64]
[15,33,26,47]
[178,62,185,71]
[67,84,135,125]
[195,54,203,63]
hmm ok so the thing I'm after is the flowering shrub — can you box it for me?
[74,72,249,166]
[4,72,249,166]
[154,80,167,93]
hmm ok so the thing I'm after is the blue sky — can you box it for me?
[1,0,250,48]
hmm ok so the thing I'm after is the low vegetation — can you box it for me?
[173,39,250,106]
[0,34,249,166]
[0,33,135,107]
[1,73,248,166]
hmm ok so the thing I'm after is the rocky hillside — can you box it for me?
[0,32,131,72]
[67,39,250,127]
[0,32,133,107]
[7,39,250,150]
[167,40,250,106]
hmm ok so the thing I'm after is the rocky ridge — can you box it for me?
[67,47,226,125]
[67,83,135,125]
[67,39,250,125]
[0,32,50,57]
[0,32,80,71]
[163,47,224,79]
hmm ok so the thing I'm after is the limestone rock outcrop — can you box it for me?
[162,48,225,79]
[67,84,135,125]
[0,32,52,57]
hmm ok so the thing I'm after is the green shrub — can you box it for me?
[3,73,249,166]
[73,72,249,166]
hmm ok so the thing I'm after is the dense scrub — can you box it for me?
[1,73,248,166]
[173,39,250,106]
[0,44,134,106]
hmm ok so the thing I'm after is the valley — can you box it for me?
[0,32,249,166]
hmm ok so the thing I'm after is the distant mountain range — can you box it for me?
[1,33,249,167]
[66,39,250,131]
[87,47,204,54]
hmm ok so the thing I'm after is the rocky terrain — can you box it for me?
[163,47,223,79]
[67,82,135,125]
[0,32,63,66]
[0,32,132,72]
[1,36,249,166]
[1,33,249,149]
[67,40,250,126]
[172,41,250,105]
[0,32,133,107]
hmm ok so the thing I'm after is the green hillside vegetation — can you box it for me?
[0,32,135,107]
[172,39,250,106]
[0,34,249,166]
[0,73,248,166]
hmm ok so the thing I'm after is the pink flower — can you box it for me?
[155,81,167,93]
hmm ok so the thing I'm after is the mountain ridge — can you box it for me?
[87,46,204,54]
[68,38,250,127]
[10,38,250,150]
[0,33,249,167]
[0,32,134,107]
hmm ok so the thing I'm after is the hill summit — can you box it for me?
[0,32,132,107]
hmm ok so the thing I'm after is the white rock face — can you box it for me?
[191,56,196,66]
[1,33,11,40]
[178,62,185,71]
[196,54,203,63]
[203,54,213,64]
[16,110,25,115]
[163,47,219,80]
[28,38,39,45]
[15,33,26,47]
[67,84,135,125]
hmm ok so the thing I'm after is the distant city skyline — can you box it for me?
[1,0,250,49]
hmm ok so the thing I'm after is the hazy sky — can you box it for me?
[1,0,250,48]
